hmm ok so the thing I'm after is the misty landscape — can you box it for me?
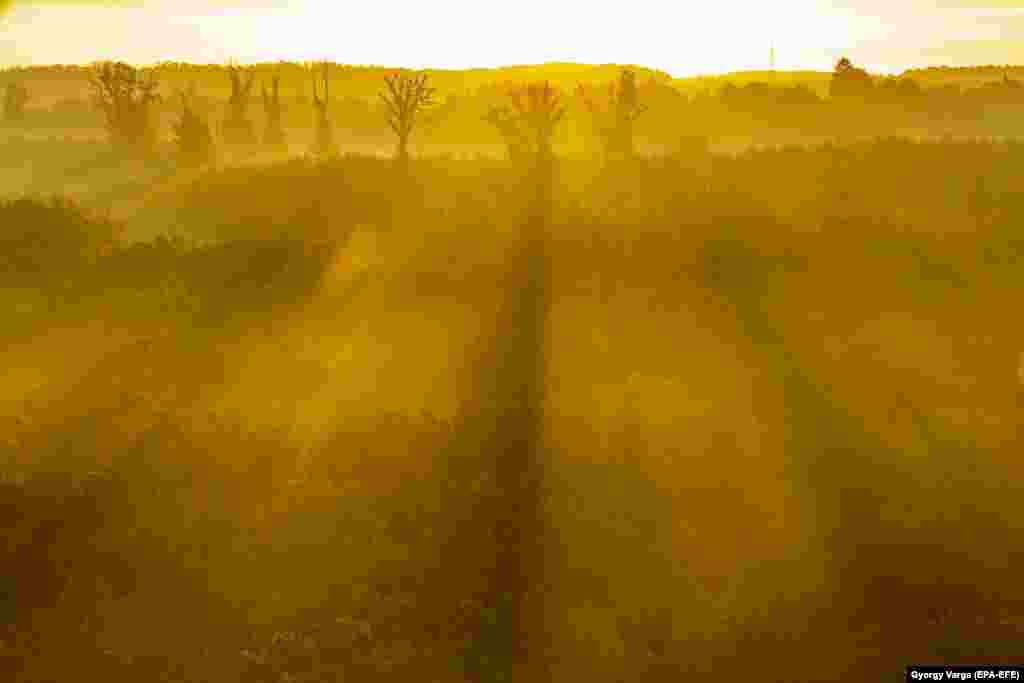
[3,9,1024,681]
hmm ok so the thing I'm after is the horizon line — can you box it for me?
[4,59,1024,79]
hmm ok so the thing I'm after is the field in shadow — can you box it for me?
[3,139,1024,680]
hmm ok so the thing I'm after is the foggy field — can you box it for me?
[4,60,1024,683]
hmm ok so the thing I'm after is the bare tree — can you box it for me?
[262,74,286,149]
[172,83,214,168]
[508,81,565,171]
[379,71,435,163]
[223,64,256,145]
[483,105,532,163]
[3,81,29,122]
[310,62,336,158]
[577,68,647,161]
[481,81,566,215]
[89,61,161,153]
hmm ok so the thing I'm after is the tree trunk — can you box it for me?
[397,134,410,164]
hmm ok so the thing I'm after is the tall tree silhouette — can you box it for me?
[577,68,647,161]
[262,74,286,149]
[310,62,336,158]
[380,71,435,164]
[89,62,161,154]
[223,64,256,145]
[483,104,532,164]
[172,84,214,168]
[483,81,566,183]
[509,81,565,208]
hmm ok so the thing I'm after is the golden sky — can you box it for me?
[2,1,1024,75]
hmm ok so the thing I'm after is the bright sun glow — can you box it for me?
[4,0,1024,74]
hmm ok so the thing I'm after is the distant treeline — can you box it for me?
[902,64,1024,78]
[0,62,673,100]
[10,59,1024,98]
[8,59,1024,149]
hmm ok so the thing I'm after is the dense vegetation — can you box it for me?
[2,128,1024,681]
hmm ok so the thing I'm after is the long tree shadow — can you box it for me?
[432,169,554,683]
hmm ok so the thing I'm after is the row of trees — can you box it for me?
[14,56,1024,157]
[57,55,1024,167]
[80,60,653,170]
[85,61,439,166]
[87,61,332,165]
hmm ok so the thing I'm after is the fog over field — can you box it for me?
[3,7,1024,680]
